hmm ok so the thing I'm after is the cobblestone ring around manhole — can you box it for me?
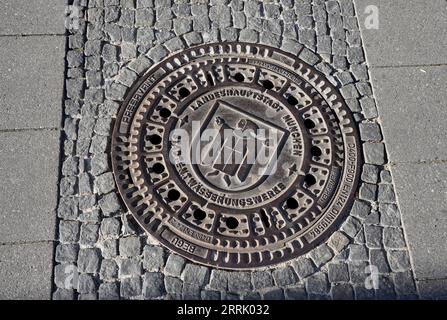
[112,43,362,270]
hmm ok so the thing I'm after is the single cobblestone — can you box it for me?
[78,248,101,274]
[143,273,166,298]
[356,82,373,96]
[353,285,375,300]
[120,39,138,58]
[341,216,362,238]
[100,217,121,238]
[120,258,142,277]
[349,244,368,261]
[99,282,120,300]
[105,82,127,101]
[100,259,118,281]
[164,37,185,52]
[119,236,142,257]
[331,283,355,300]
[365,225,382,248]
[328,263,350,283]
[53,288,75,300]
[340,84,359,99]
[54,263,74,289]
[348,261,369,284]
[147,45,168,62]
[78,173,93,195]
[60,177,77,197]
[58,197,78,220]
[227,272,252,293]
[242,292,262,300]
[350,199,371,220]
[381,170,393,183]
[120,277,142,298]
[233,11,246,29]
[393,271,417,296]
[208,270,228,291]
[165,276,183,299]
[375,275,396,299]
[292,257,317,279]
[360,97,379,119]
[388,250,411,272]
[78,274,97,294]
[164,254,186,277]
[378,184,396,203]
[173,18,191,35]
[383,227,406,249]
[260,32,281,47]
[117,68,138,87]
[102,239,118,259]
[299,48,320,65]
[90,136,108,154]
[251,271,273,290]
[94,172,116,195]
[263,288,285,300]
[143,245,165,271]
[306,273,329,295]
[182,283,201,300]
[359,123,382,142]
[59,220,80,243]
[239,29,258,42]
[363,143,386,165]
[361,164,380,184]
[272,267,298,287]
[336,71,354,86]
[310,244,334,267]
[285,286,307,300]
[365,210,380,225]
[55,244,79,263]
[80,223,100,246]
[370,249,391,273]
[379,203,401,227]
[182,264,209,287]
[345,98,360,112]
[62,157,80,176]
[359,183,377,201]
[183,31,202,46]
[201,290,221,300]
[347,47,365,64]
[328,232,350,254]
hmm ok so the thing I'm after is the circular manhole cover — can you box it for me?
[112,43,361,269]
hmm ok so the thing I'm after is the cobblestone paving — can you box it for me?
[53,0,418,300]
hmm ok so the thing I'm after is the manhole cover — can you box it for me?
[112,43,361,269]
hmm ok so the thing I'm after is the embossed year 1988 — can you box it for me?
[171,236,196,254]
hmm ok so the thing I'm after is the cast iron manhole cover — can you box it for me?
[112,43,361,269]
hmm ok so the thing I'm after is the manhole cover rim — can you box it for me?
[111,42,362,270]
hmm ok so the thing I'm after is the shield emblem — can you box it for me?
[191,101,287,191]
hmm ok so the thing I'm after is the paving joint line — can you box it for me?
[390,159,447,166]
[0,127,60,133]
[416,277,447,282]
[370,63,447,69]
[0,33,66,38]
[0,240,55,247]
